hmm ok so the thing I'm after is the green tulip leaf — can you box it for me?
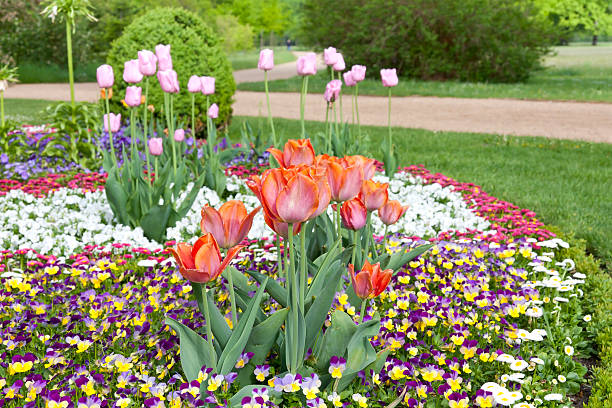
[245,270,287,308]
[314,310,356,372]
[140,204,171,242]
[165,316,216,382]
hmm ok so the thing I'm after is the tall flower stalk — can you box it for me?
[264,70,276,147]
[0,65,19,128]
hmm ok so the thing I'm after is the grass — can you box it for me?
[16,61,101,83]
[228,47,297,71]
[230,116,612,271]
[3,99,51,125]
[237,44,612,103]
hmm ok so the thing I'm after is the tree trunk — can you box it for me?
[592,35,598,46]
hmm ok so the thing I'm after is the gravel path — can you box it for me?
[4,54,612,143]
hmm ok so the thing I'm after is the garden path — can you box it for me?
[4,54,612,143]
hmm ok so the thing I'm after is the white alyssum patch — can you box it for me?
[0,172,491,256]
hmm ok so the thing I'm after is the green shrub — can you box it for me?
[106,7,235,128]
[301,0,554,83]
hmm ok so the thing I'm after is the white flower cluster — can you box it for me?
[0,173,492,256]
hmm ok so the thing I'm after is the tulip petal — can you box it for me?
[372,268,393,297]
[276,173,319,223]
[194,240,222,282]
[201,206,227,248]
[260,169,285,220]
[266,148,285,168]
[217,244,245,280]
[235,206,261,247]
[354,271,373,299]
[218,201,248,248]
[172,243,195,270]
[338,164,363,202]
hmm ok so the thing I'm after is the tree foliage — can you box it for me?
[534,0,612,38]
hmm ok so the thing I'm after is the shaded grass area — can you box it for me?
[237,45,612,103]
[229,48,296,71]
[3,99,51,125]
[230,116,612,270]
[16,61,101,83]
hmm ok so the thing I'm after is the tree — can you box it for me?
[534,0,612,44]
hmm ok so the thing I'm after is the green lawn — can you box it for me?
[229,47,297,71]
[230,116,612,271]
[237,45,612,103]
[3,98,51,124]
[17,61,101,83]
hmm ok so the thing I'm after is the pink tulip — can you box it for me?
[103,113,121,133]
[208,103,219,119]
[138,50,157,76]
[201,76,215,95]
[297,52,317,76]
[340,197,367,230]
[125,86,142,107]
[381,68,398,87]
[174,128,185,142]
[123,59,143,84]
[343,71,356,87]
[324,47,338,66]
[157,70,179,93]
[96,64,114,88]
[155,44,172,71]
[333,53,345,72]
[258,49,274,71]
[188,75,201,93]
[351,65,366,82]
[324,79,342,102]
[149,138,163,156]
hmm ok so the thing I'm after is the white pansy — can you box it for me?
[509,360,529,371]
[544,393,563,401]
[496,354,516,364]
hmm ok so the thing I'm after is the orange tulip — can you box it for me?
[200,200,261,249]
[247,167,319,225]
[345,155,376,180]
[169,233,244,283]
[316,154,364,202]
[349,260,393,299]
[340,197,367,230]
[263,213,303,239]
[359,180,389,211]
[378,200,408,226]
[267,138,316,168]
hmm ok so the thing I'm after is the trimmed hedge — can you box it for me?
[301,0,553,83]
[106,7,235,129]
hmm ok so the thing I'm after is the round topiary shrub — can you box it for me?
[106,7,235,129]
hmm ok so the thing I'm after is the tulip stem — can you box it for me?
[191,93,195,139]
[355,83,361,138]
[336,203,342,246]
[264,70,276,147]
[365,212,372,261]
[300,76,309,138]
[143,77,149,139]
[358,299,367,325]
[226,267,238,328]
[338,86,344,126]
[383,225,388,254]
[104,93,117,167]
[1,90,4,127]
[202,286,217,370]
[130,108,136,161]
[288,223,300,372]
[351,230,358,267]
[65,20,76,120]
[324,103,330,152]
[299,227,306,312]
[387,87,392,154]
[170,94,177,178]
[276,234,283,282]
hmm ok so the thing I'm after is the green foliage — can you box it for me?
[216,14,256,53]
[302,0,554,82]
[40,0,97,27]
[534,0,612,39]
[106,7,236,127]
[225,0,290,36]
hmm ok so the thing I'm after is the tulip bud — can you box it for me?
[380,68,399,87]
[138,50,157,76]
[201,76,215,95]
[174,128,185,142]
[359,180,389,211]
[324,79,342,103]
[208,103,219,119]
[351,65,366,82]
[378,200,408,225]
[149,138,163,156]
[125,86,142,107]
[333,53,345,72]
[103,113,121,133]
[343,71,356,87]
[349,260,392,299]
[96,64,114,88]
[258,49,274,71]
[324,47,338,66]
[157,70,179,93]
[155,44,172,71]
[187,75,201,93]
[123,59,143,84]
[340,197,367,230]
[297,53,317,76]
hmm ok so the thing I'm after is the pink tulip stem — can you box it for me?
[387,87,393,154]
[65,20,76,120]
[351,230,358,267]
[300,76,309,137]
[103,94,117,166]
[333,100,339,140]
[382,225,388,252]
[336,203,342,246]
[367,212,378,258]
[143,77,149,139]
[299,227,306,312]
[225,265,238,328]
[287,223,300,372]
[264,70,277,147]
[1,90,4,127]
[355,83,361,138]
[130,108,136,160]
[276,234,283,283]
[170,94,177,178]
[358,299,367,325]
[338,88,344,125]
[330,66,334,82]
[154,156,158,185]
[191,93,195,138]
[324,103,331,151]
[201,286,217,370]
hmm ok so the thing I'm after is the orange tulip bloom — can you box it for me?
[264,213,302,239]
[359,180,389,211]
[247,167,319,225]
[340,197,367,231]
[200,200,261,249]
[378,200,408,226]
[349,259,393,299]
[316,154,364,202]
[345,155,376,180]
[169,233,244,283]
[267,138,316,168]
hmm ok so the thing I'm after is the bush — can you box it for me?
[301,0,554,83]
[106,7,235,128]
[216,14,255,53]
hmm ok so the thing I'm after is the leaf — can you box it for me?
[192,283,232,350]
[385,244,434,273]
[140,204,171,242]
[245,270,287,308]
[217,278,269,375]
[314,310,356,371]
[336,316,381,391]
[229,385,280,408]
[104,175,128,226]
[165,316,216,382]
[176,171,207,219]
